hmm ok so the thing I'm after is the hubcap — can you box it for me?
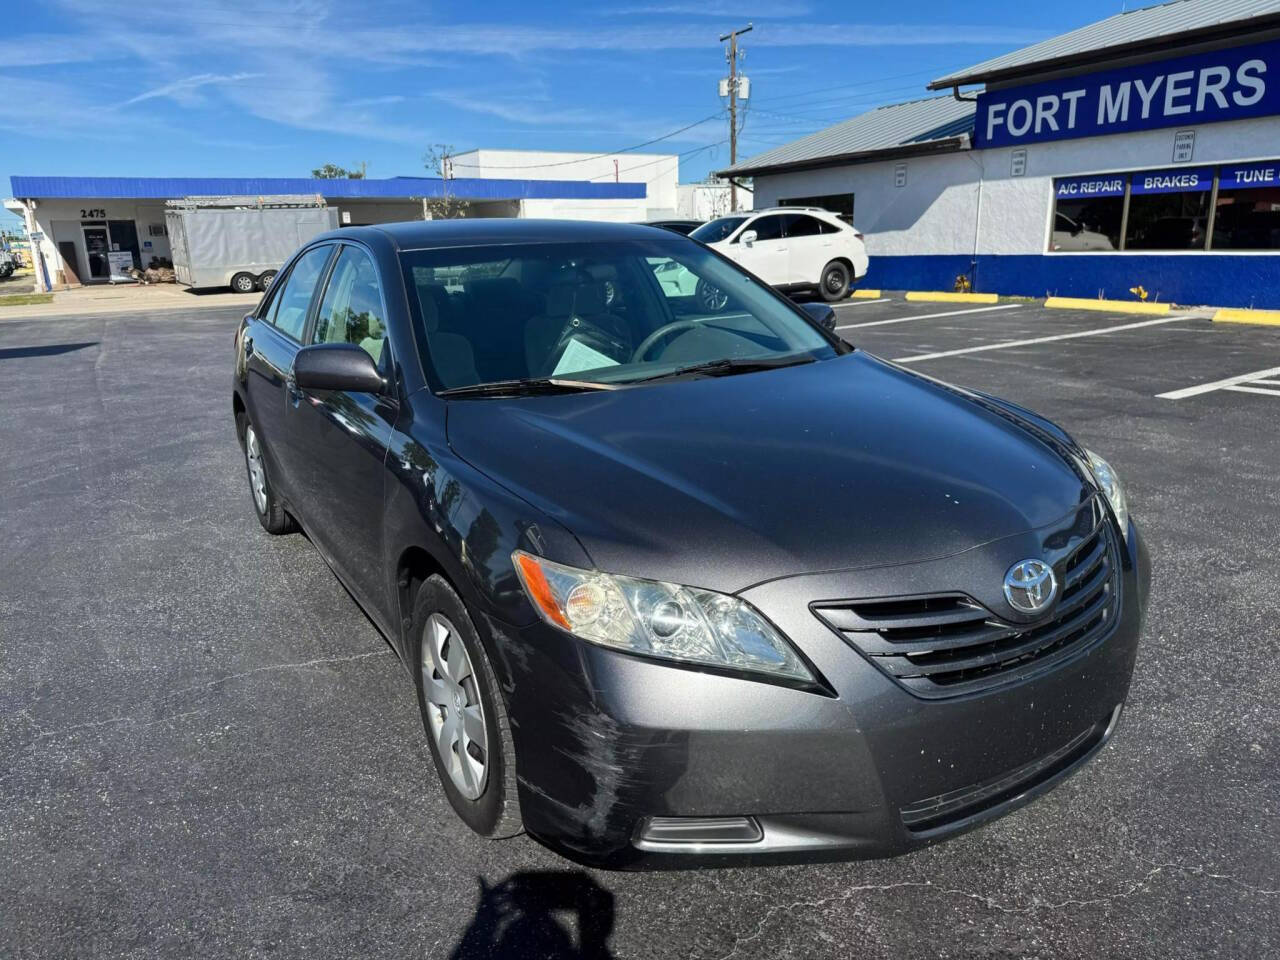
[826,270,843,291]
[244,425,268,514]
[422,613,488,800]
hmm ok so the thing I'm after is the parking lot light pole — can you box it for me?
[720,22,752,212]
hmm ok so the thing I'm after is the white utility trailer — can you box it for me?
[165,195,339,293]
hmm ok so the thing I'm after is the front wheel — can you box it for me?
[412,575,523,839]
[230,272,256,294]
[257,270,277,292]
[819,261,851,302]
[238,413,295,534]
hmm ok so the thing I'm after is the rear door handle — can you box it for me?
[244,335,254,357]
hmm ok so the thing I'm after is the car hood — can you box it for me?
[445,352,1092,594]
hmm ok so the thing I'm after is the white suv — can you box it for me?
[689,207,869,303]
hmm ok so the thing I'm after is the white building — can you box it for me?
[722,0,1280,308]
[450,149,750,222]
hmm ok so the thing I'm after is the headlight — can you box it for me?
[1085,449,1129,540]
[512,551,813,683]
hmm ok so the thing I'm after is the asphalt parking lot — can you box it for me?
[2,298,1278,959]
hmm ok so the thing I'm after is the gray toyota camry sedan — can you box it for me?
[232,219,1149,868]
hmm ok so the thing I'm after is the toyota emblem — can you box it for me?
[1004,559,1057,614]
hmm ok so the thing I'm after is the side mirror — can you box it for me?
[293,343,386,394]
[800,301,838,331]
[739,229,758,246]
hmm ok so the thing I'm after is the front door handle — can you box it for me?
[286,371,302,406]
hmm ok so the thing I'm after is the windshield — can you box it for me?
[689,217,748,244]
[401,238,838,393]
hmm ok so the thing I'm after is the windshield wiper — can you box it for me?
[438,377,619,398]
[627,354,816,384]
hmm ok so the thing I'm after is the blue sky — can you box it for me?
[3,0,1133,227]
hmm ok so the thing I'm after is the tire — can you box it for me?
[257,270,277,293]
[819,260,851,302]
[411,575,523,839]
[237,412,296,535]
[230,272,257,294]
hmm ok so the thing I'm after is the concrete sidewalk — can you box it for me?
[0,282,260,320]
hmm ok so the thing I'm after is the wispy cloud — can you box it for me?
[123,72,262,106]
[605,1,812,16]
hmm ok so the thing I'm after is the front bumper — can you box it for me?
[482,514,1150,869]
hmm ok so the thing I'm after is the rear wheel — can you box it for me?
[237,413,295,534]
[820,261,851,302]
[257,270,277,292]
[230,272,256,294]
[411,575,522,838]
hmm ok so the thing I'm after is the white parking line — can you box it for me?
[836,303,1020,330]
[1224,384,1280,397]
[1156,364,1280,400]
[894,315,1194,363]
[834,297,890,309]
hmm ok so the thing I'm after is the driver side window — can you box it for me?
[747,216,784,241]
[312,246,388,365]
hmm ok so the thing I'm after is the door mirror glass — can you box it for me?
[293,343,386,394]
[800,301,838,331]
[739,229,758,245]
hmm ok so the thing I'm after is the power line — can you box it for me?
[747,64,965,108]
[448,112,726,170]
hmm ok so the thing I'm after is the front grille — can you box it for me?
[813,506,1120,699]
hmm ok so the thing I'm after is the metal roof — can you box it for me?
[8,175,645,201]
[720,96,975,177]
[930,0,1280,89]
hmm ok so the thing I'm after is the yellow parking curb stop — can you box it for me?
[1043,296,1170,314]
[849,289,882,299]
[904,291,1000,304]
[1212,308,1280,327]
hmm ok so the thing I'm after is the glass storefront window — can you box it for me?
[1211,162,1280,250]
[1051,176,1126,251]
[1124,167,1212,251]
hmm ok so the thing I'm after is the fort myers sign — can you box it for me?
[976,39,1278,148]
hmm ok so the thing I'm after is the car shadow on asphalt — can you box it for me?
[448,870,615,959]
[0,341,98,360]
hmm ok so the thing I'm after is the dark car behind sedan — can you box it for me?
[232,219,1148,868]
[642,218,703,235]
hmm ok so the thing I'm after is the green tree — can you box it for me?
[311,162,367,179]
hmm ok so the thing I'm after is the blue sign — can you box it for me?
[1219,161,1280,190]
[1055,175,1126,199]
[1129,167,1214,195]
[977,39,1280,148]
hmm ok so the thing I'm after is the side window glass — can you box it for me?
[313,246,388,363]
[783,214,823,238]
[268,246,331,340]
[750,216,784,242]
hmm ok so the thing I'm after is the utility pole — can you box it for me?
[720,22,752,212]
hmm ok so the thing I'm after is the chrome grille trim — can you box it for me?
[813,503,1120,699]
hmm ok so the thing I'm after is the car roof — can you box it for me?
[318,218,679,252]
[746,207,839,217]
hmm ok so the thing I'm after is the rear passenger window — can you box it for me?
[313,246,387,363]
[783,215,824,238]
[268,246,331,340]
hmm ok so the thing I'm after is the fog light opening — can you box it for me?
[637,815,763,845]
